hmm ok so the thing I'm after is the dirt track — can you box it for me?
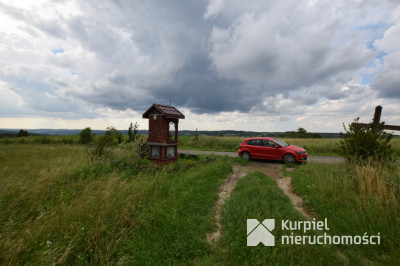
[180,149,345,243]
[178,150,346,164]
[206,160,315,244]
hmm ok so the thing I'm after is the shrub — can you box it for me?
[106,126,123,145]
[132,135,148,159]
[86,133,114,164]
[85,127,126,164]
[79,127,95,144]
[117,135,149,169]
[339,117,393,161]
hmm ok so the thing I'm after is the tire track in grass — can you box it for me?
[207,162,349,263]
[206,166,247,243]
[207,162,315,243]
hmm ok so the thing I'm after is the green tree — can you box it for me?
[79,127,95,144]
[296,127,307,137]
[339,117,393,161]
[17,129,29,137]
[127,122,139,143]
[285,128,321,138]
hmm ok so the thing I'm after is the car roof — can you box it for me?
[243,137,275,141]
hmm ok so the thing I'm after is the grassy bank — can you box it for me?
[0,145,232,264]
[288,161,400,264]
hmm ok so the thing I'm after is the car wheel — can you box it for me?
[283,153,296,164]
[241,151,251,160]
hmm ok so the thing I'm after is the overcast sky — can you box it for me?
[0,0,399,133]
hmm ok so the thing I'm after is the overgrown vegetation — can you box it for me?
[288,161,400,264]
[85,126,148,164]
[339,118,393,161]
[0,144,232,265]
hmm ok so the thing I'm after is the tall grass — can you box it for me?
[289,161,400,264]
[1,135,81,145]
[0,144,232,264]
[179,135,244,151]
[179,135,346,156]
[283,138,342,156]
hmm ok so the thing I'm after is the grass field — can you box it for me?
[0,144,232,264]
[204,171,344,265]
[1,141,399,264]
[288,161,400,264]
[2,134,400,157]
[179,135,400,157]
[199,161,399,265]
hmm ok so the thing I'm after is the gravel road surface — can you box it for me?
[178,150,346,163]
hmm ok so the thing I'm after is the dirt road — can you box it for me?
[178,150,346,164]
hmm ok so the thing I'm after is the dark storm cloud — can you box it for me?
[153,55,251,113]
[0,0,398,120]
[373,70,400,98]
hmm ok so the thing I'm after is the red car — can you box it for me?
[238,137,307,164]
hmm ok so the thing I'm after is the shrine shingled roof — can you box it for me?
[142,103,185,119]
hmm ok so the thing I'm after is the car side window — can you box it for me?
[247,139,263,146]
[262,140,276,147]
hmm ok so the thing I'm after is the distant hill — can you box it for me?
[180,130,342,138]
[1,128,343,138]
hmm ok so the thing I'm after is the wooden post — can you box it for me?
[354,106,400,134]
[372,105,382,134]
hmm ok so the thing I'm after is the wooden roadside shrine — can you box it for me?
[142,103,185,164]
[355,106,400,134]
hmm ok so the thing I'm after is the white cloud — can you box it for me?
[372,10,400,98]
[0,0,399,132]
[208,1,375,92]
[204,0,224,20]
[0,81,26,115]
